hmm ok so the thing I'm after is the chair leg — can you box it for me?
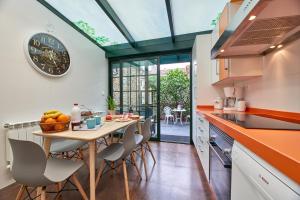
[71,174,88,200]
[146,142,156,164]
[95,159,106,187]
[41,187,46,200]
[16,185,25,200]
[55,182,63,200]
[131,153,142,180]
[141,145,148,181]
[122,160,130,200]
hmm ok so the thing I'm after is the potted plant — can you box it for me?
[106,96,116,115]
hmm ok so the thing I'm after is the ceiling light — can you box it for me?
[249,15,256,21]
[269,45,276,49]
[220,49,225,53]
[277,44,283,48]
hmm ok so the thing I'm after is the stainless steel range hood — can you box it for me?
[211,0,300,59]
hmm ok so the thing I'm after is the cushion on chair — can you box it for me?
[97,143,124,162]
[44,158,84,183]
[50,140,86,153]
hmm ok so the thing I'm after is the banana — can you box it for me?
[43,110,62,119]
[44,110,61,115]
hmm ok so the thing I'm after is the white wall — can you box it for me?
[0,0,108,188]
[237,39,300,112]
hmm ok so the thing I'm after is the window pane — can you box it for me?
[123,92,129,106]
[107,0,170,41]
[131,76,137,91]
[172,0,228,35]
[112,63,120,77]
[123,77,130,91]
[113,92,120,106]
[122,62,130,76]
[112,77,120,92]
[46,0,127,46]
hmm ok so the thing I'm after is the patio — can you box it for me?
[160,120,190,143]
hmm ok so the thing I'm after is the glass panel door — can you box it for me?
[111,58,159,140]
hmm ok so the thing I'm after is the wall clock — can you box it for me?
[26,33,70,77]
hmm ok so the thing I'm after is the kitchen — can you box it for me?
[0,0,300,200]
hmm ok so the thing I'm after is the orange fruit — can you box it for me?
[40,116,46,123]
[54,124,65,131]
[57,114,70,123]
[45,118,56,124]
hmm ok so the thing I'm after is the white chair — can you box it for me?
[163,106,174,124]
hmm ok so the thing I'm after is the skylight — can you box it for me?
[46,0,128,46]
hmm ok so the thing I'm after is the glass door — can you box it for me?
[111,58,159,140]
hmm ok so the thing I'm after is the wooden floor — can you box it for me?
[0,142,215,200]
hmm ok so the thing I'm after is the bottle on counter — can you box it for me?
[71,103,81,130]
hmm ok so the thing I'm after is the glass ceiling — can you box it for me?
[46,0,128,46]
[44,0,228,47]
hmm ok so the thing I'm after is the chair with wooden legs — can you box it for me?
[9,139,88,200]
[95,123,142,200]
[50,139,87,160]
[135,118,156,180]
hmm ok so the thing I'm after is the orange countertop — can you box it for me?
[196,106,300,185]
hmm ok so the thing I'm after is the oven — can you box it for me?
[209,124,234,200]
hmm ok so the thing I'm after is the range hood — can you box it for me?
[211,0,300,59]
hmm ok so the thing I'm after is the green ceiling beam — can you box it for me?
[165,0,175,43]
[106,30,212,60]
[37,0,106,51]
[95,0,136,47]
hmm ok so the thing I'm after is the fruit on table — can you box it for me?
[106,115,112,121]
[57,114,70,123]
[54,123,65,131]
[40,110,70,132]
[43,110,62,119]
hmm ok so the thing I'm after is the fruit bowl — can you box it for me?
[39,120,70,133]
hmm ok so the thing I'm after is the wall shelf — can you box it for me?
[212,75,261,86]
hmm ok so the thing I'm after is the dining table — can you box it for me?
[172,108,186,125]
[33,116,142,200]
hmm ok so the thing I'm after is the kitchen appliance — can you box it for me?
[223,87,236,111]
[212,113,300,130]
[211,0,300,58]
[209,124,234,200]
[214,97,224,110]
[236,100,246,112]
[231,141,300,200]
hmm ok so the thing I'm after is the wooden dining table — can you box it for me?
[33,117,141,200]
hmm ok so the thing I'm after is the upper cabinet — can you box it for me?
[210,0,264,86]
[211,0,300,59]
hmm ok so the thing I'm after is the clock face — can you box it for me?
[27,33,70,77]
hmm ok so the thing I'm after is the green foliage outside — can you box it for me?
[160,69,190,117]
[74,20,118,46]
[210,12,221,28]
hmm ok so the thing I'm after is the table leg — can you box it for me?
[43,138,52,157]
[89,140,96,200]
[137,120,142,134]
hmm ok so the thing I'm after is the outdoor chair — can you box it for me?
[163,106,174,124]
[9,138,88,200]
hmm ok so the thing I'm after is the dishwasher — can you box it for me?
[231,141,300,200]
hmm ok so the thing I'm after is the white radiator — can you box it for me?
[4,121,43,168]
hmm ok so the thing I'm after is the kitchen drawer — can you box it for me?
[196,136,210,180]
[197,114,209,131]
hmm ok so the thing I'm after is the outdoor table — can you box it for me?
[172,108,186,125]
[33,117,141,200]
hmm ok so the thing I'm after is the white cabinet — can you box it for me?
[195,113,210,180]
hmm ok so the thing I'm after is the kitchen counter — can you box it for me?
[197,106,300,185]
